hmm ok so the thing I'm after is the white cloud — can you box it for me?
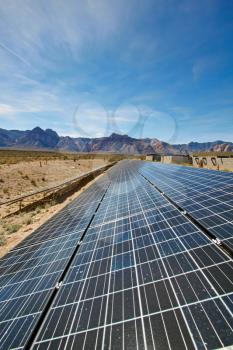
[0,0,146,69]
[0,104,17,121]
[0,103,16,114]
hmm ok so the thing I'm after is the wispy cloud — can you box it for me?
[0,0,232,142]
[0,42,31,66]
[0,103,16,114]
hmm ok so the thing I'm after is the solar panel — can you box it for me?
[0,176,110,349]
[138,162,233,252]
[0,161,232,350]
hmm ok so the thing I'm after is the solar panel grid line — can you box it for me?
[139,168,232,202]
[137,169,233,316]
[165,174,233,245]
[0,236,79,291]
[31,169,122,349]
[140,164,233,210]
[89,203,181,231]
[70,174,128,348]
[99,176,119,350]
[139,169,233,259]
[0,261,63,306]
[100,172,146,346]
[127,165,233,348]
[176,165,233,181]
[0,288,51,314]
[25,179,112,350]
[0,256,69,292]
[0,297,47,325]
[125,178,173,350]
[9,218,82,251]
[30,163,233,348]
[78,173,122,350]
[1,258,67,300]
[0,234,81,272]
[124,170,149,350]
[125,168,198,350]
[0,238,76,275]
[34,231,209,270]
[0,173,112,349]
[202,264,233,296]
[89,188,169,229]
[28,310,217,350]
[67,238,202,271]
[8,286,230,327]
[0,253,67,284]
[1,238,59,263]
[40,169,146,348]
[10,180,110,251]
[150,162,231,179]
[1,160,233,349]
[49,246,230,292]
[4,185,111,257]
[140,168,232,210]
[99,169,139,350]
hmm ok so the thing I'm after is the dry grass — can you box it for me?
[0,150,123,256]
[0,172,105,258]
[0,150,115,257]
[0,156,107,205]
[0,149,139,165]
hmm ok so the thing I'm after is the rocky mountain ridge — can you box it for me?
[0,127,232,154]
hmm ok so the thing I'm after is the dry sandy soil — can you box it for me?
[0,158,107,257]
[0,158,106,203]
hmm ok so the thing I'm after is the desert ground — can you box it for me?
[0,157,106,202]
[0,151,109,257]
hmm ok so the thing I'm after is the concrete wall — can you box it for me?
[146,155,161,162]
[161,155,191,164]
[146,155,154,161]
[192,156,233,171]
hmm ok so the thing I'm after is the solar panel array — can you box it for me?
[0,177,110,349]
[0,160,233,350]
[138,162,233,252]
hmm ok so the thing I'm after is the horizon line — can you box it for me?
[0,125,232,145]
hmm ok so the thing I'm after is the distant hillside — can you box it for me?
[0,127,232,154]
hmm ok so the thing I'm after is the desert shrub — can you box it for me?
[3,187,9,194]
[0,178,4,183]
[6,223,21,234]
[0,234,6,246]
[44,202,51,210]
[35,206,42,214]
[23,215,33,225]
[50,199,56,206]
[31,179,37,186]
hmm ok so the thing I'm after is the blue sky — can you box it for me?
[0,0,232,143]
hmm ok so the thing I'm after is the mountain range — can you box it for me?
[0,126,232,154]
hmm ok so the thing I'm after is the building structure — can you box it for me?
[192,152,233,171]
[146,154,161,162]
[161,154,191,165]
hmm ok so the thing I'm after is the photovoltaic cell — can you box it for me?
[0,176,110,349]
[138,162,233,252]
[0,161,232,350]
